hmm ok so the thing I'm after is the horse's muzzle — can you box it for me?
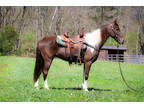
[120,40,125,45]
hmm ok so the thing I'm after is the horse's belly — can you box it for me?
[55,47,78,62]
[55,48,69,60]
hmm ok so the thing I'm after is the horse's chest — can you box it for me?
[84,49,99,62]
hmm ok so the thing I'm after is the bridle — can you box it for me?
[83,25,120,51]
[111,25,120,42]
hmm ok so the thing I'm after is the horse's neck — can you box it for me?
[85,27,109,53]
[99,26,110,49]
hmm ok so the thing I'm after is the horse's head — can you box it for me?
[108,19,124,45]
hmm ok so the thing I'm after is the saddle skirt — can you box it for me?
[56,35,87,64]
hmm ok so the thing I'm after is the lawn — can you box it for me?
[0,56,144,102]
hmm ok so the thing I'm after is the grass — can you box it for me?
[0,56,144,102]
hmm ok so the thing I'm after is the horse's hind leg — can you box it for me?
[43,57,53,89]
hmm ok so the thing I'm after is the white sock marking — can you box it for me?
[82,80,88,91]
[82,71,88,91]
[44,79,49,89]
[34,79,39,89]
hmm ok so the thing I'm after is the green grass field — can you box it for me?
[0,56,144,102]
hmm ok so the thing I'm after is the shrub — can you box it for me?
[0,26,18,55]
[20,31,36,57]
[125,32,137,54]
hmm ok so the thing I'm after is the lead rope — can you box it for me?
[117,45,139,92]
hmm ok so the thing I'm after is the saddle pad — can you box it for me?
[81,44,87,50]
[56,39,66,47]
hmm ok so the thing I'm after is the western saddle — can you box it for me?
[60,30,86,65]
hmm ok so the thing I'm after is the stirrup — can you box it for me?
[77,57,82,65]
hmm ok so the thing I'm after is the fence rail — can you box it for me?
[99,54,144,64]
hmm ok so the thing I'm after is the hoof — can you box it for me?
[82,86,89,92]
[82,83,88,92]
[83,88,89,92]
[45,87,49,90]
[34,87,39,90]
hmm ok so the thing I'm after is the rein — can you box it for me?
[117,45,143,92]
[84,42,141,92]
[79,35,142,92]
[112,25,119,41]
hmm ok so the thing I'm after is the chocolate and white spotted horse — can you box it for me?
[33,19,124,91]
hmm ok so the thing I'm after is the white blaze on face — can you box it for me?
[85,29,102,53]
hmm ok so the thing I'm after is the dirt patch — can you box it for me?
[0,64,8,68]
[0,64,9,72]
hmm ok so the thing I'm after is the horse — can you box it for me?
[33,19,124,91]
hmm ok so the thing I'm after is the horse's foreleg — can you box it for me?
[43,58,53,89]
[82,61,92,91]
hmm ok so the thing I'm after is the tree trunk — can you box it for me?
[48,6,58,35]
[17,6,26,49]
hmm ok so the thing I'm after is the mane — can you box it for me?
[84,23,109,38]
[85,29,100,38]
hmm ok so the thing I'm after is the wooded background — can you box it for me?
[0,6,144,56]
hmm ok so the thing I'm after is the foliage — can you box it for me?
[0,56,144,102]
[125,32,137,54]
[104,37,118,46]
[0,7,144,56]
[20,31,36,57]
[0,26,18,55]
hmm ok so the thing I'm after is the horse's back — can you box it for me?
[37,36,57,49]
[39,36,57,43]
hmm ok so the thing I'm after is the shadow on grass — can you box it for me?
[50,87,112,91]
[39,87,132,92]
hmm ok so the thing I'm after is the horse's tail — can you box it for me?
[33,45,44,83]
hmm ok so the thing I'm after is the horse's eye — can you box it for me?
[116,28,119,31]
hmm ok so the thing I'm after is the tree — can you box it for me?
[48,6,58,35]
[17,6,27,49]
[133,7,144,54]
[0,26,18,55]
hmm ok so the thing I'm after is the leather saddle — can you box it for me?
[58,31,86,65]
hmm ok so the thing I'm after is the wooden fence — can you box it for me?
[99,54,144,64]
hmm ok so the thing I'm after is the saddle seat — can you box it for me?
[57,32,86,65]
